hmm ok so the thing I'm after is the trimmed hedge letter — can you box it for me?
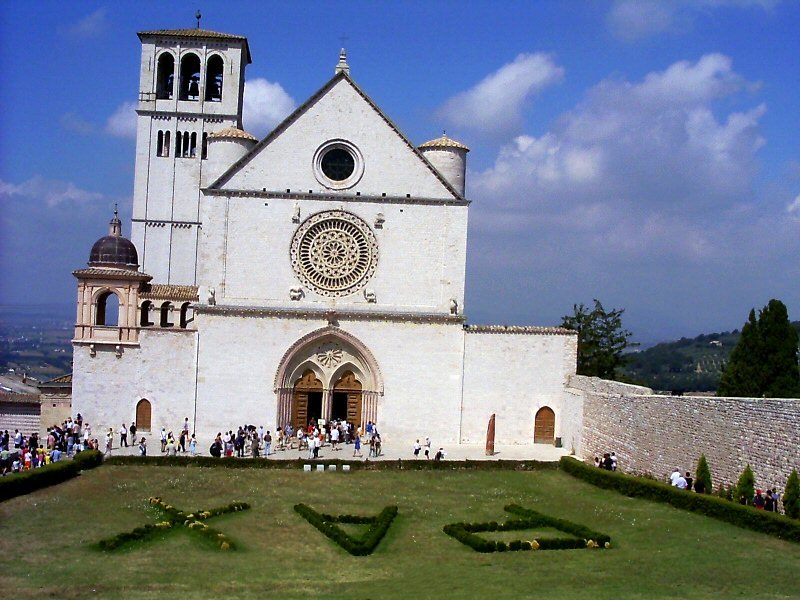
[294,503,398,556]
[443,504,611,553]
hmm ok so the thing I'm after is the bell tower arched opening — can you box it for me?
[179,53,201,100]
[156,52,175,99]
[205,54,223,102]
[95,290,120,326]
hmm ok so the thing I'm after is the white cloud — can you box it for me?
[607,0,782,42]
[60,112,96,135]
[65,8,108,40]
[788,194,800,218]
[105,102,137,139]
[242,78,297,138]
[437,53,564,136]
[470,54,767,266]
[0,176,104,208]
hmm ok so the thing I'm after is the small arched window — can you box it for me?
[157,131,164,156]
[205,55,224,102]
[190,132,197,157]
[160,302,174,327]
[140,301,154,326]
[96,291,120,326]
[202,132,208,160]
[156,53,175,99]
[182,131,190,157]
[179,302,192,328]
[179,53,201,101]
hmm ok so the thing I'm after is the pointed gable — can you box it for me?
[211,73,463,201]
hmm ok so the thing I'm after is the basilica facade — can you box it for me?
[71,26,582,449]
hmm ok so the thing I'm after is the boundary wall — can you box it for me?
[571,375,800,492]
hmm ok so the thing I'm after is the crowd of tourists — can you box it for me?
[0,414,99,475]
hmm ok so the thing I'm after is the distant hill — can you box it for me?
[623,322,800,394]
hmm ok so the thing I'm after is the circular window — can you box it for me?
[290,211,378,297]
[320,148,355,181]
[313,140,364,189]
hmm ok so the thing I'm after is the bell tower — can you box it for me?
[131,24,251,285]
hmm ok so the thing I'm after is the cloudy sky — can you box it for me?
[1,1,798,343]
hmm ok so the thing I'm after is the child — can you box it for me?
[413,439,421,458]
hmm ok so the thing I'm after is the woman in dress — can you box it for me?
[353,433,362,457]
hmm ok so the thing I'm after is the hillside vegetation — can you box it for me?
[623,322,800,394]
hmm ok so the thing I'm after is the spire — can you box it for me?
[335,48,350,75]
[109,204,122,237]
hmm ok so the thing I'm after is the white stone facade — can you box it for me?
[71,26,579,450]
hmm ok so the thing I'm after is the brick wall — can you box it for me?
[572,375,800,493]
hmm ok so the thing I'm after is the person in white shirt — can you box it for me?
[669,468,681,486]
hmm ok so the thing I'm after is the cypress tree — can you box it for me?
[784,469,800,519]
[694,454,712,494]
[734,464,755,505]
[718,299,800,398]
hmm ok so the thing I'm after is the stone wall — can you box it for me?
[0,394,40,438]
[572,375,800,493]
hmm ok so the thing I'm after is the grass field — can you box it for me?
[1,465,799,599]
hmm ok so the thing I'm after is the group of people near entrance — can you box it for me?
[1,414,104,475]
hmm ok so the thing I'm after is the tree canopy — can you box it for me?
[718,299,800,398]
[561,299,634,380]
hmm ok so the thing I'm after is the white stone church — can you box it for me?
[71,26,583,449]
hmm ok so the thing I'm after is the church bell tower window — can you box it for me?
[205,55,224,102]
[156,53,175,99]
[179,53,201,101]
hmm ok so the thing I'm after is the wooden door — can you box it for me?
[292,370,322,432]
[136,399,152,432]
[534,406,555,444]
[333,371,362,427]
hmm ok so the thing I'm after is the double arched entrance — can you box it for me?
[274,327,383,432]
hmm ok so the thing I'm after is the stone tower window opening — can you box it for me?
[140,300,154,327]
[95,290,120,326]
[201,132,208,160]
[160,301,174,327]
[156,52,175,99]
[179,53,201,101]
[205,55,224,102]
[156,130,171,157]
[179,302,192,328]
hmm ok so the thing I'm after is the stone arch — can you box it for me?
[273,326,383,431]
[93,288,121,326]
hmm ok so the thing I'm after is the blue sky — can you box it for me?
[1,1,798,343]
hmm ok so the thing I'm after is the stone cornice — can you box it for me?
[202,188,470,207]
[464,324,577,336]
[195,303,465,324]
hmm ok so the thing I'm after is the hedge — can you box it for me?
[443,504,611,553]
[105,455,557,471]
[294,503,398,555]
[559,457,800,543]
[98,496,250,551]
[0,450,103,502]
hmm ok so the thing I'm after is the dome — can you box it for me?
[88,211,139,268]
[208,126,258,142]
[419,133,469,152]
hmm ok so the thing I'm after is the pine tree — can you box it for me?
[734,464,755,505]
[718,299,800,398]
[561,299,634,380]
[784,469,800,519]
[694,454,712,494]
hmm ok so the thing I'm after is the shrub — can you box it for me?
[294,503,398,556]
[784,469,800,519]
[734,464,756,505]
[695,454,712,494]
[0,450,103,503]
[442,504,611,553]
[559,457,800,543]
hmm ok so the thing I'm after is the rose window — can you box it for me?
[290,211,378,297]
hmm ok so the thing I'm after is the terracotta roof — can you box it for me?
[0,393,40,404]
[419,134,470,152]
[209,126,258,142]
[140,284,199,301]
[137,28,252,63]
[464,324,577,335]
[73,267,152,280]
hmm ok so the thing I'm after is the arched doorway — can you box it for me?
[332,370,362,425]
[534,406,555,444]
[136,399,152,432]
[292,370,323,431]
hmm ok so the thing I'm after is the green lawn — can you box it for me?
[1,466,799,599]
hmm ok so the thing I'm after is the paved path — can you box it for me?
[108,437,572,462]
